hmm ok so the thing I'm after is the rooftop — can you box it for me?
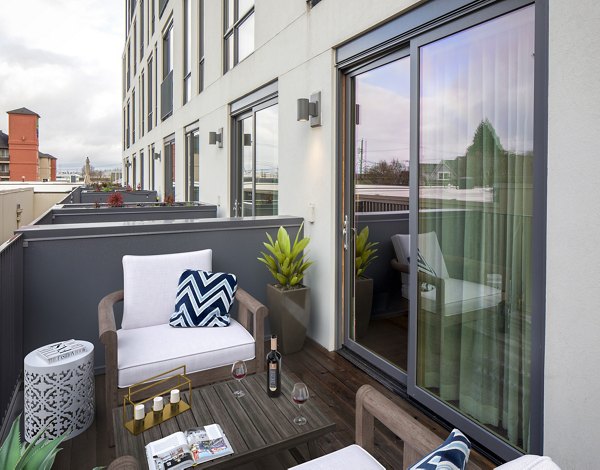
[6,107,40,117]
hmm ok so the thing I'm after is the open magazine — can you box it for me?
[146,424,233,470]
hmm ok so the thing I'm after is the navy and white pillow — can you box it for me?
[417,249,438,278]
[169,269,237,327]
[408,428,471,470]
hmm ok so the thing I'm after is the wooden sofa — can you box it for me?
[291,384,560,469]
[98,249,268,446]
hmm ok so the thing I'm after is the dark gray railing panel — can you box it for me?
[0,235,23,434]
[48,204,218,224]
[19,216,303,370]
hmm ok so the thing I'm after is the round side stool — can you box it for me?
[24,340,95,442]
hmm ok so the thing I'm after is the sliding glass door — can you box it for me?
[345,52,411,376]
[341,1,540,460]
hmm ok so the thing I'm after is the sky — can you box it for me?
[0,0,123,171]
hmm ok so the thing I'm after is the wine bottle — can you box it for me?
[266,335,282,397]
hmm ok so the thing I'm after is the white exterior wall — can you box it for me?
[545,0,600,467]
[122,0,420,349]
[122,0,600,464]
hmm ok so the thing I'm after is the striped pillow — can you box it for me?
[169,270,237,327]
[408,428,471,470]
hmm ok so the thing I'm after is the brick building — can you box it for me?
[1,107,57,182]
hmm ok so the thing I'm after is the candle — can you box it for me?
[134,404,145,421]
[153,396,164,412]
[170,389,180,404]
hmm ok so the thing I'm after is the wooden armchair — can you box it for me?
[98,249,268,446]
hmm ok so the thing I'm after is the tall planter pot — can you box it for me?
[266,284,310,355]
[354,277,374,339]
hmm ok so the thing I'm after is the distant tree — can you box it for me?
[464,119,505,187]
[359,159,409,186]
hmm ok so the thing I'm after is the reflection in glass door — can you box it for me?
[415,5,535,452]
[347,55,411,373]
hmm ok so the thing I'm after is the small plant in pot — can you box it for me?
[354,226,378,339]
[258,224,313,354]
[0,415,66,469]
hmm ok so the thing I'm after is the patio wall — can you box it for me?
[45,203,218,224]
[0,234,23,438]
[17,215,303,370]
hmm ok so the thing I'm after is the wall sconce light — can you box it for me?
[209,128,223,148]
[297,91,321,127]
[125,159,132,168]
[153,151,161,161]
[243,133,252,147]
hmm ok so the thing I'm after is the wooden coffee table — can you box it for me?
[113,372,336,468]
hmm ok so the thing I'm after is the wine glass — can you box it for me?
[231,360,247,398]
[291,382,309,425]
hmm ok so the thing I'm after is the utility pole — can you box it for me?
[358,138,364,175]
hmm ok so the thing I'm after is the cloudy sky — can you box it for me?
[0,0,123,171]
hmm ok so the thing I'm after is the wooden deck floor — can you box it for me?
[53,340,495,469]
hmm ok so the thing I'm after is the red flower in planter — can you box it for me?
[107,192,124,207]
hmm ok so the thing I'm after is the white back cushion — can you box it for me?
[419,231,450,279]
[122,249,212,329]
[495,455,561,470]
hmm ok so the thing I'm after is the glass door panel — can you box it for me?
[255,104,278,216]
[351,56,410,371]
[416,5,534,451]
[241,115,254,216]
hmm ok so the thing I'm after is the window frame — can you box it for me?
[335,0,548,461]
[223,0,255,74]
[183,0,192,104]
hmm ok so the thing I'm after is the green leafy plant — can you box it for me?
[0,415,66,470]
[355,226,378,278]
[258,224,313,289]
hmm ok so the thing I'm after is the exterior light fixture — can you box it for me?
[125,159,132,168]
[243,133,252,147]
[209,128,223,148]
[297,91,321,127]
[153,151,161,161]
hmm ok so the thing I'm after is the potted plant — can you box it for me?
[0,415,66,469]
[354,226,378,339]
[258,223,313,354]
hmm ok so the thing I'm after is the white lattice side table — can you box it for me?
[24,340,95,442]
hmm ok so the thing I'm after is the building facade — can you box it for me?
[121,0,600,467]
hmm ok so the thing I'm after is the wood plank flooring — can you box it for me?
[52,340,496,470]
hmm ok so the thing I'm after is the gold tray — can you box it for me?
[123,365,192,435]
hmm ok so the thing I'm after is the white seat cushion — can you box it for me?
[288,445,384,470]
[495,455,561,469]
[117,319,255,387]
[421,277,502,316]
[122,249,212,329]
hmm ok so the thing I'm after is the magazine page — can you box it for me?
[145,431,194,470]
[185,424,234,464]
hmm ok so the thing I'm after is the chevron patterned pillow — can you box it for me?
[408,428,471,470]
[169,269,238,327]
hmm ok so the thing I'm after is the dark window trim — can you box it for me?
[223,0,255,73]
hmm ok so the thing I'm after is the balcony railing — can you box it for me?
[0,234,23,438]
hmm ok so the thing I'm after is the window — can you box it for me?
[133,21,137,74]
[231,83,278,216]
[127,42,131,89]
[183,0,192,104]
[198,0,205,93]
[126,100,131,148]
[140,72,145,136]
[150,0,155,36]
[122,55,126,99]
[132,153,137,189]
[147,56,153,131]
[185,130,199,201]
[338,0,541,461]
[122,107,126,150]
[140,0,145,58]
[223,0,254,73]
[132,89,136,143]
[139,150,145,188]
[161,23,174,119]
[149,144,155,190]
[164,139,175,199]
